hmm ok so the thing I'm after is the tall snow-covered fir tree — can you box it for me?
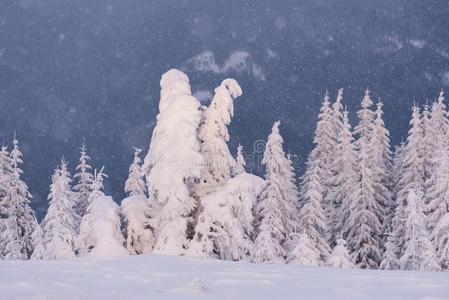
[345,91,382,269]
[294,154,330,265]
[196,78,242,196]
[143,69,203,255]
[73,144,94,219]
[400,190,440,271]
[392,105,425,258]
[122,148,154,255]
[41,160,78,259]
[233,144,246,176]
[0,137,36,260]
[331,88,344,138]
[253,122,299,263]
[326,110,357,246]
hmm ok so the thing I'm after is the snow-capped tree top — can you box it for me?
[262,121,287,177]
[354,89,375,142]
[332,88,344,136]
[92,168,108,194]
[73,144,94,192]
[125,148,146,197]
[314,92,335,149]
[234,144,246,175]
[10,136,24,176]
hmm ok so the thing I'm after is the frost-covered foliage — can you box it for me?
[287,233,320,266]
[253,122,299,263]
[431,213,449,270]
[41,160,78,259]
[326,239,354,268]
[400,190,440,271]
[233,144,246,176]
[197,78,242,196]
[30,221,45,260]
[0,138,36,260]
[121,195,154,255]
[188,172,265,261]
[143,69,203,255]
[297,155,330,264]
[326,110,357,246]
[392,105,425,258]
[345,91,382,269]
[73,144,94,219]
[125,148,146,198]
[79,195,127,258]
[379,232,399,270]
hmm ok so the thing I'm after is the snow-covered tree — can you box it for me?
[73,144,94,219]
[233,144,246,176]
[392,105,425,257]
[1,137,36,259]
[287,233,320,266]
[125,148,146,197]
[379,232,399,270]
[345,92,383,269]
[188,172,265,261]
[400,190,440,271]
[143,69,203,255]
[197,78,242,196]
[297,155,330,264]
[122,149,153,255]
[326,110,357,246]
[30,220,45,260]
[331,88,344,137]
[253,122,299,263]
[431,213,449,269]
[370,101,392,231]
[78,194,128,258]
[41,160,78,259]
[121,196,154,255]
[326,239,354,268]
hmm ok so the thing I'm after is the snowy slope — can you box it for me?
[1,255,448,300]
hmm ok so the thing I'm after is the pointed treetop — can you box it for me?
[92,167,108,193]
[234,143,246,175]
[336,88,344,103]
[361,89,373,109]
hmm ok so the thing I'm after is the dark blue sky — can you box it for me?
[1,0,448,218]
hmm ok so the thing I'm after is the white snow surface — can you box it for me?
[1,255,448,300]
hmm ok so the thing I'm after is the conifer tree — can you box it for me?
[326,239,354,268]
[143,69,203,255]
[122,148,154,255]
[431,212,449,269]
[326,110,357,246]
[41,160,78,259]
[233,144,246,176]
[197,79,242,196]
[1,137,36,259]
[379,232,399,270]
[253,122,298,262]
[287,233,320,266]
[30,220,45,260]
[73,144,94,219]
[331,88,344,137]
[345,91,382,268]
[400,190,440,271]
[392,105,425,257]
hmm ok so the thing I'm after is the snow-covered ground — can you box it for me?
[1,255,448,300]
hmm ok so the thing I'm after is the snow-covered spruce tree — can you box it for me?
[233,144,246,176]
[312,92,337,227]
[78,169,127,258]
[121,148,154,255]
[142,69,203,255]
[253,122,299,263]
[379,232,399,270]
[287,233,320,266]
[370,101,392,234]
[73,144,94,219]
[331,88,344,138]
[196,79,242,196]
[1,137,36,260]
[326,110,357,246]
[326,239,354,268]
[345,91,383,269]
[392,105,425,258]
[431,213,449,269]
[30,219,45,260]
[188,170,265,261]
[425,94,449,234]
[293,155,330,265]
[400,190,440,271]
[41,160,78,259]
